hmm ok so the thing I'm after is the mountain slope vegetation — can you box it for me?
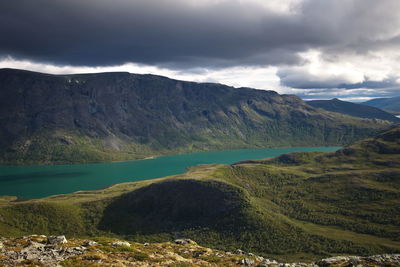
[307,98,400,122]
[0,68,393,164]
[0,126,399,262]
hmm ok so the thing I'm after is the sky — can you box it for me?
[1,0,400,101]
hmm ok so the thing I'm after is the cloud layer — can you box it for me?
[1,0,400,100]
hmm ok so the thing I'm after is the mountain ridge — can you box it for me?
[362,96,400,114]
[0,68,393,165]
[307,98,400,122]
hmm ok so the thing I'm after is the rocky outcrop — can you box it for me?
[0,235,399,267]
[315,255,400,267]
[0,235,86,267]
[47,235,68,245]
[112,241,131,247]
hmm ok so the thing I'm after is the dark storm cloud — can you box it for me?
[1,0,400,69]
[0,0,305,67]
[339,80,399,90]
[277,68,345,89]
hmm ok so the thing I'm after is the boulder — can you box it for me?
[73,246,87,252]
[48,235,68,245]
[112,241,131,247]
[83,240,98,247]
[240,258,255,266]
[174,239,196,245]
[235,249,244,255]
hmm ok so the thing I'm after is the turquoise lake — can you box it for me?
[0,147,340,199]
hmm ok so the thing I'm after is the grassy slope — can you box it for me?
[0,126,399,262]
[0,130,156,165]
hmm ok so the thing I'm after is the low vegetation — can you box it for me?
[0,126,399,262]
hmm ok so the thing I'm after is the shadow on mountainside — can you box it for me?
[98,179,251,235]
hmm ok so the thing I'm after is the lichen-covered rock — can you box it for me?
[174,238,196,245]
[235,249,244,255]
[240,258,255,266]
[83,240,98,247]
[112,240,131,247]
[0,236,84,267]
[315,254,400,266]
[1,235,400,267]
[47,235,67,244]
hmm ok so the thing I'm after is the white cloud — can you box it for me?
[2,48,400,101]
[279,49,400,89]
[184,0,302,14]
[0,56,283,91]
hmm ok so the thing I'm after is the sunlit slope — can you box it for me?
[0,126,399,261]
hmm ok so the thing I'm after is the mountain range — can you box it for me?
[362,96,400,114]
[0,68,395,164]
[307,98,400,122]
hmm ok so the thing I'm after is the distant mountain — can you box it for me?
[362,96,400,114]
[0,68,393,164]
[307,98,400,122]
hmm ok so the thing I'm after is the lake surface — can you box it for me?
[0,147,340,199]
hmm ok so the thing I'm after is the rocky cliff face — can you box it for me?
[0,235,399,267]
[0,68,391,164]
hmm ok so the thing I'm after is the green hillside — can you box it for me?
[0,126,399,262]
[0,68,393,165]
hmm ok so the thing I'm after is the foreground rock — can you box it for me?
[47,235,68,245]
[315,255,400,267]
[0,235,86,267]
[0,235,399,266]
[112,241,131,247]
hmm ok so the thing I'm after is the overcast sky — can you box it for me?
[1,0,400,101]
